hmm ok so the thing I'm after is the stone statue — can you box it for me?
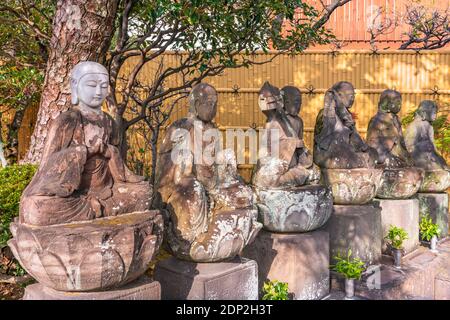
[405,100,450,192]
[8,61,163,292]
[155,83,261,262]
[252,82,332,232]
[313,81,382,204]
[366,90,423,198]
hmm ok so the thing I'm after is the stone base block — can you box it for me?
[374,199,420,254]
[242,229,329,300]
[23,276,160,300]
[322,204,382,265]
[417,193,449,239]
[154,256,258,300]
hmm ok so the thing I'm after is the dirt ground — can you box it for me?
[0,282,24,300]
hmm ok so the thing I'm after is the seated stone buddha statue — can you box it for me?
[20,61,152,226]
[366,89,423,199]
[9,61,163,293]
[314,81,379,169]
[405,100,450,192]
[313,81,382,204]
[155,83,261,262]
[251,82,332,232]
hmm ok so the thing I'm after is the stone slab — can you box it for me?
[374,199,420,254]
[23,276,160,300]
[321,204,382,265]
[417,193,449,239]
[242,229,329,300]
[154,256,258,300]
[435,269,450,300]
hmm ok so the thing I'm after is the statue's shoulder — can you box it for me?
[168,117,194,131]
[53,108,82,126]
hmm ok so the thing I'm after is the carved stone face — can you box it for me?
[70,61,109,109]
[77,73,109,108]
[259,82,283,112]
[379,90,402,114]
[282,86,302,116]
[417,100,438,122]
[334,83,355,110]
[190,84,218,122]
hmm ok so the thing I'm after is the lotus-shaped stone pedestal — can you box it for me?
[321,168,383,205]
[254,185,333,232]
[8,211,163,292]
[419,169,450,193]
[376,167,424,199]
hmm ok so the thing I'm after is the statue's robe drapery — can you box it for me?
[20,108,151,226]
[405,117,449,171]
[366,111,413,168]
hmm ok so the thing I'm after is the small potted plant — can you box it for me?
[262,280,289,300]
[419,214,440,252]
[331,249,365,300]
[385,225,408,269]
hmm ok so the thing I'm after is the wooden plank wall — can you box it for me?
[17,50,450,181]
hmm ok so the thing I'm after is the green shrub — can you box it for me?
[419,214,440,241]
[331,249,365,280]
[385,225,408,250]
[0,164,37,248]
[262,280,289,300]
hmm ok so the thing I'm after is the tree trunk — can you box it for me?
[22,0,119,164]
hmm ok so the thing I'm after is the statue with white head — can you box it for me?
[8,61,163,293]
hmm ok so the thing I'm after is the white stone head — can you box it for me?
[70,61,109,109]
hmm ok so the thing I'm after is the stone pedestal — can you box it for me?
[417,193,449,239]
[374,199,420,254]
[154,256,258,300]
[322,204,382,265]
[23,276,160,300]
[242,229,329,300]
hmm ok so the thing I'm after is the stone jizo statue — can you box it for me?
[9,61,163,293]
[313,81,382,204]
[367,90,414,168]
[366,89,423,199]
[252,82,332,232]
[20,61,152,226]
[253,83,320,188]
[155,83,261,262]
[405,100,450,192]
[314,81,378,169]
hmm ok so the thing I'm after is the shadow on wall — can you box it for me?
[17,51,450,173]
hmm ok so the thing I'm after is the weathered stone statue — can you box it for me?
[252,82,332,232]
[405,100,450,192]
[366,90,424,198]
[155,83,261,262]
[8,61,163,293]
[313,81,382,204]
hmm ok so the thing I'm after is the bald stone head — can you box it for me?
[416,100,438,122]
[331,81,355,109]
[189,83,218,122]
[70,61,109,108]
[378,89,402,114]
[281,86,302,116]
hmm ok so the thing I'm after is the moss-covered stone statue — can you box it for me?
[313,81,383,204]
[366,89,424,198]
[155,83,261,262]
[405,100,450,192]
[252,82,332,232]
